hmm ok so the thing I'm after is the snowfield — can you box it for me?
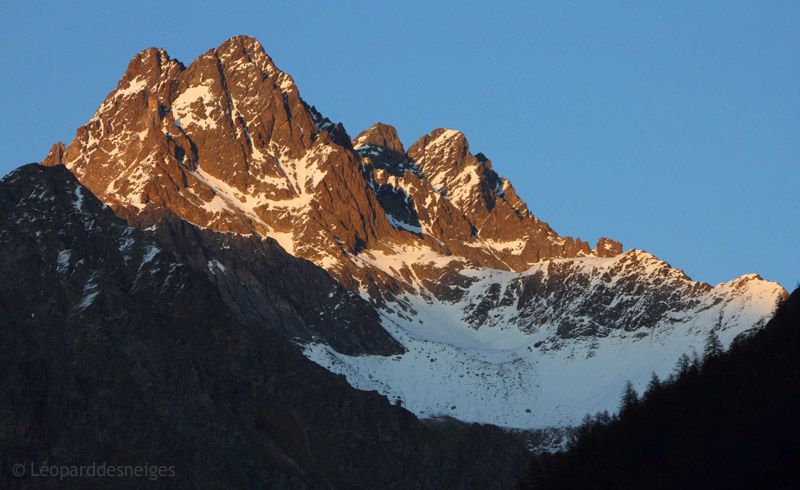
[304,252,783,429]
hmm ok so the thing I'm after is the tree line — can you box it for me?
[519,289,800,489]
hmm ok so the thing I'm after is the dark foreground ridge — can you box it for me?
[0,164,527,488]
[519,286,800,489]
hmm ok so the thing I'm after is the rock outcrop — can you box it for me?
[41,35,603,302]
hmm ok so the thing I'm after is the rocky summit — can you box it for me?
[41,35,599,294]
[37,35,786,430]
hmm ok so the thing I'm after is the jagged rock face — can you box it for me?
[460,252,782,340]
[596,236,623,257]
[43,35,602,301]
[353,122,405,155]
[356,125,593,272]
[43,36,396,273]
[0,164,528,488]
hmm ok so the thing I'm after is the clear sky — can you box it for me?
[1,1,797,289]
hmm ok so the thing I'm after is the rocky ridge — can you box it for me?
[41,35,609,301]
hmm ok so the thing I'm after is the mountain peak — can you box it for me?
[41,141,66,167]
[214,34,297,94]
[218,34,264,52]
[596,237,623,257]
[353,122,404,154]
[409,128,468,159]
[45,36,624,293]
[118,46,181,92]
[407,128,473,185]
[405,128,483,205]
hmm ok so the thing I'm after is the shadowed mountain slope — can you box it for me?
[0,164,527,489]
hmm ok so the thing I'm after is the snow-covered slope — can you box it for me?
[304,249,783,428]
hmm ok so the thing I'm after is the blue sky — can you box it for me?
[1,1,797,289]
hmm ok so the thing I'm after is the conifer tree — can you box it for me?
[645,371,661,401]
[673,353,692,378]
[704,330,724,361]
[620,380,638,414]
[691,348,701,369]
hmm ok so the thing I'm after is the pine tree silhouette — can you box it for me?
[644,372,662,403]
[703,330,723,361]
[619,380,638,414]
